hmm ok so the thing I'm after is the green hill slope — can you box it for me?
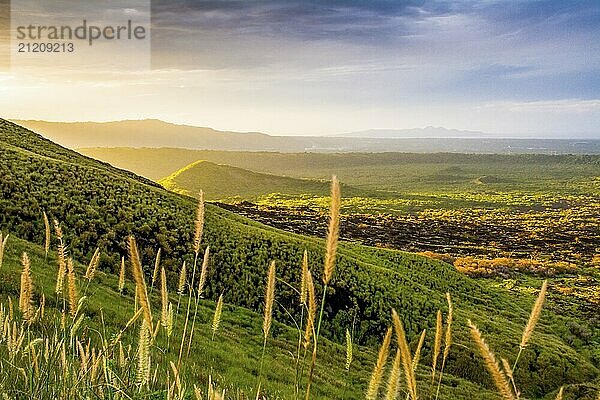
[159,160,366,200]
[0,235,391,399]
[1,119,598,397]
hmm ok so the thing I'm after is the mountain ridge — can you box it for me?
[14,119,600,154]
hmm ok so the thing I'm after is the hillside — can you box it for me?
[159,160,367,200]
[1,119,599,397]
[0,235,387,399]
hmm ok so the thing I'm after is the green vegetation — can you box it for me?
[79,148,600,195]
[1,119,600,398]
[159,160,367,201]
[0,235,387,399]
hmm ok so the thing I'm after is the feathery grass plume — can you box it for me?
[300,249,309,305]
[151,248,161,287]
[443,293,453,361]
[160,267,169,328]
[520,280,548,349]
[501,357,519,396]
[43,211,50,259]
[385,349,402,400]
[391,309,418,400]
[345,328,353,371]
[0,232,6,269]
[263,261,276,340]
[136,318,151,386]
[193,190,205,255]
[118,256,126,294]
[366,326,392,400]
[128,235,153,331]
[198,246,210,297]
[323,176,340,285]
[84,247,101,281]
[177,261,187,296]
[555,386,563,400]
[432,310,442,380]
[19,253,34,322]
[513,279,548,373]
[412,329,427,371]
[435,294,453,399]
[39,293,45,320]
[166,303,174,338]
[211,293,224,340]
[468,319,515,400]
[66,258,78,317]
[54,220,67,294]
[303,269,317,348]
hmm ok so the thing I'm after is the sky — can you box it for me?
[1,0,599,137]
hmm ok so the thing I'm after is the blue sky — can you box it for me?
[2,0,599,137]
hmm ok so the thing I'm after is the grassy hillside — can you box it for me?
[1,119,599,397]
[79,147,600,195]
[159,160,367,200]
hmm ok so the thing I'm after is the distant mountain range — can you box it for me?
[13,119,600,154]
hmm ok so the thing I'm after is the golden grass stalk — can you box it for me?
[66,258,78,317]
[19,252,34,322]
[303,269,316,348]
[412,328,427,371]
[263,261,276,340]
[435,295,453,400]
[443,293,453,361]
[366,326,392,400]
[136,318,151,386]
[391,309,418,400]
[43,211,50,258]
[54,220,67,295]
[345,328,353,371]
[128,235,153,331]
[198,246,210,297]
[468,319,515,400]
[385,349,402,400]
[160,266,169,328]
[323,176,340,285]
[118,256,126,294]
[0,232,6,269]
[177,261,187,296]
[151,248,161,287]
[112,307,143,346]
[211,293,224,340]
[193,191,205,255]
[166,302,174,338]
[432,309,442,381]
[555,386,563,400]
[84,247,101,281]
[520,280,547,349]
[300,249,309,305]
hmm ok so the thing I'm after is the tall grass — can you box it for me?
[0,180,589,400]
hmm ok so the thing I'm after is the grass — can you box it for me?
[159,160,367,201]
[2,119,600,398]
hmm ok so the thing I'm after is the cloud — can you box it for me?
[478,99,600,113]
